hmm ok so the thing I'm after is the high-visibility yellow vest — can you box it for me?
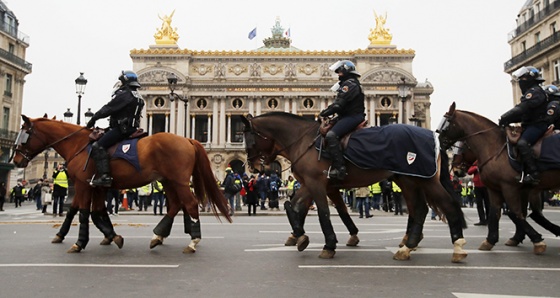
[369,182,382,194]
[53,171,68,188]
[392,181,401,193]
[287,180,296,190]
[152,181,163,193]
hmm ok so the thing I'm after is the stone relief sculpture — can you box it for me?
[214,62,226,78]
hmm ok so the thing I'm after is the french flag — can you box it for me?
[284,28,290,38]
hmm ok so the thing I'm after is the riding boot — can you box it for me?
[325,131,346,180]
[517,140,539,185]
[90,142,113,187]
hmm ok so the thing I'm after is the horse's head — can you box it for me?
[241,114,277,173]
[11,115,49,167]
[436,102,464,150]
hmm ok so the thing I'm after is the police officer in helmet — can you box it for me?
[499,66,548,185]
[86,70,145,187]
[319,60,365,180]
[544,85,560,129]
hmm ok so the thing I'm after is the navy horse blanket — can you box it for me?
[318,124,439,178]
[508,134,560,172]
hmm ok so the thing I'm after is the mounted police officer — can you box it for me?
[544,84,560,129]
[319,60,365,180]
[86,70,145,187]
[499,66,548,185]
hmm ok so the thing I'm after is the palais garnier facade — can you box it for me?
[130,13,433,181]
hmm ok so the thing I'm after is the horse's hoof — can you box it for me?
[284,235,297,246]
[99,238,112,245]
[318,249,335,259]
[51,235,64,244]
[478,240,494,251]
[504,238,520,247]
[393,246,411,260]
[113,235,124,249]
[296,235,309,252]
[67,244,82,253]
[346,235,359,247]
[150,238,163,249]
[533,241,546,255]
[183,246,196,253]
[452,238,468,263]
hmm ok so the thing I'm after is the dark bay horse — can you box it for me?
[242,112,467,262]
[12,115,231,253]
[449,136,560,249]
[437,102,560,254]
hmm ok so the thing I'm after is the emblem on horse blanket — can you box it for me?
[318,124,439,178]
[88,139,141,172]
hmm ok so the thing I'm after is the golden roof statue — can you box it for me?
[154,10,179,45]
[368,10,393,46]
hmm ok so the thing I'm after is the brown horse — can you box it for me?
[437,102,560,254]
[242,112,468,262]
[12,115,231,253]
[449,136,560,248]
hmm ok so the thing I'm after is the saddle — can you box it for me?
[319,117,368,149]
[505,125,558,159]
[88,128,148,156]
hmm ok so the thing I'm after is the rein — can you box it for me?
[455,126,505,172]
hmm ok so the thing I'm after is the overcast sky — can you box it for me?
[8,0,525,128]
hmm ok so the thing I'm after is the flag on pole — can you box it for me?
[284,28,291,38]
[248,27,257,40]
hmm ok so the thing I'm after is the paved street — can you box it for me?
[1,201,560,298]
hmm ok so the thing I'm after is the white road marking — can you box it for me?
[453,293,556,298]
[299,265,560,271]
[0,263,179,268]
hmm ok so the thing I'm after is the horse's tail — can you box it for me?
[439,148,467,229]
[190,139,232,223]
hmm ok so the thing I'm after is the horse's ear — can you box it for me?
[43,113,48,118]
[21,115,30,125]
[241,114,252,129]
[52,115,57,120]
[448,102,456,115]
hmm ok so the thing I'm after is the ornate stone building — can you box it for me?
[131,13,433,181]
[504,0,560,102]
[0,1,32,186]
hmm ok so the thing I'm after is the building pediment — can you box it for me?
[362,67,416,85]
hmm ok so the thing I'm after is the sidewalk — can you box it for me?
[0,199,402,217]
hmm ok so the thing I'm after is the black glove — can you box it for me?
[86,118,96,129]
[498,118,506,127]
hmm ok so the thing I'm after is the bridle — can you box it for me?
[244,119,318,173]
[12,121,87,164]
[437,111,505,172]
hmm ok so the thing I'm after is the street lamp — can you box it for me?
[63,108,74,123]
[409,115,421,127]
[84,108,94,124]
[75,72,88,125]
[167,72,189,136]
[398,77,409,124]
[388,116,398,125]
[43,149,49,180]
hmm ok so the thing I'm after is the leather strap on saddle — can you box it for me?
[319,117,368,149]
[505,125,558,158]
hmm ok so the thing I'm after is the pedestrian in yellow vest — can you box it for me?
[152,181,164,215]
[392,181,403,216]
[369,182,382,211]
[52,164,68,216]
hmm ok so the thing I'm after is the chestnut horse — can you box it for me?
[242,112,467,262]
[12,115,231,253]
[449,138,560,248]
[437,102,560,254]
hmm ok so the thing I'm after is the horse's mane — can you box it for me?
[254,112,316,123]
[457,109,498,128]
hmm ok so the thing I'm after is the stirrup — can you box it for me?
[89,174,113,187]
[326,166,346,180]
[519,172,539,185]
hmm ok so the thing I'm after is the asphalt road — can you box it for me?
[1,201,559,298]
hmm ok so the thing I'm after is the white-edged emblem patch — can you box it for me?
[122,144,130,154]
[406,152,417,165]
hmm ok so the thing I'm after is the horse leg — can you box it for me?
[182,211,202,254]
[504,211,526,246]
[399,216,414,248]
[510,214,546,254]
[284,190,310,250]
[529,211,560,237]
[91,210,124,249]
[394,195,427,261]
[480,191,503,250]
[330,189,359,247]
[68,209,90,253]
[51,206,78,243]
[315,197,337,259]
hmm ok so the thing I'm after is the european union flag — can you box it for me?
[248,27,257,40]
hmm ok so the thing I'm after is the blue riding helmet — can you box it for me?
[329,60,361,77]
[118,70,141,88]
